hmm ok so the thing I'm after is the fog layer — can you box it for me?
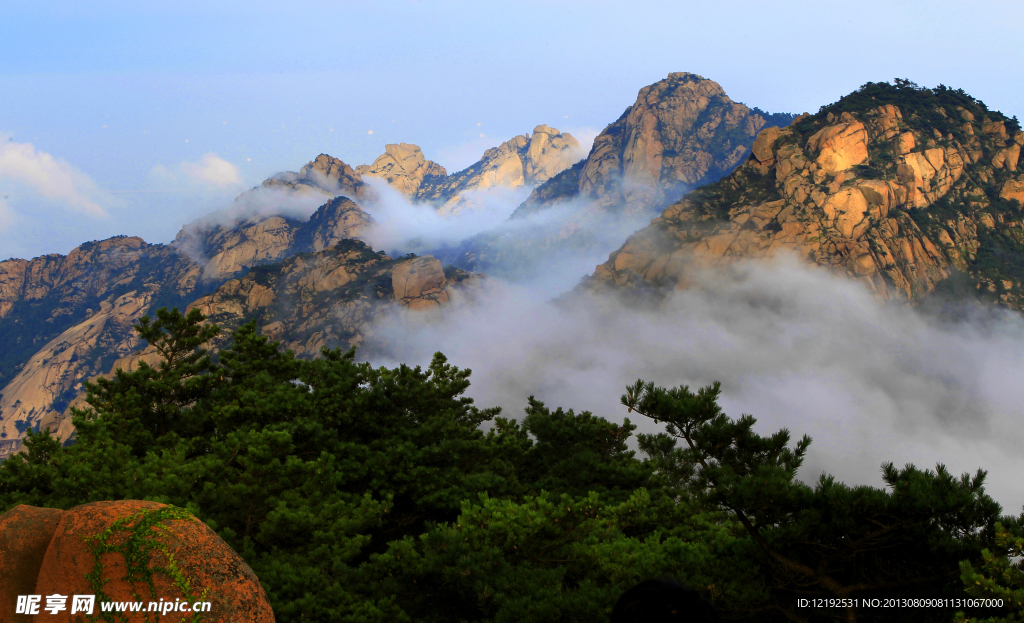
[371,255,1024,512]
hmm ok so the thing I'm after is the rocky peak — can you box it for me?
[174,195,375,280]
[355,143,448,197]
[296,196,375,254]
[578,72,770,214]
[188,239,478,357]
[586,80,1024,308]
[418,125,582,215]
[265,153,370,200]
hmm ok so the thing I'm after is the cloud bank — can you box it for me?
[149,153,243,190]
[369,256,1024,512]
[0,139,108,217]
[359,177,532,256]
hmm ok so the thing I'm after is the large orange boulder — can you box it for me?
[33,500,274,622]
[0,505,66,623]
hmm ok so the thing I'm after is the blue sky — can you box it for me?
[2,0,1022,260]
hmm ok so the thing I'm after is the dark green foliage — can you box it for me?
[0,310,758,621]
[955,521,1024,622]
[623,380,1007,623]
[750,107,799,129]
[675,165,782,225]
[0,309,1013,622]
[514,398,652,503]
[817,79,1017,142]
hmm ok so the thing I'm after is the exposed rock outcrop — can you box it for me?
[585,82,1024,308]
[261,153,370,201]
[0,196,377,452]
[27,500,274,622]
[0,505,65,623]
[449,72,793,277]
[417,126,583,214]
[174,196,374,280]
[189,240,478,357]
[355,143,448,197]
[0,235,203,430]
[576,72,770,215]
[391,256,452,310]
[0,290,154,446]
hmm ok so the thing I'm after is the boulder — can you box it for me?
[34,500,274,623]
[1001,179,1024,205]
[0,505,65,623]
[392,256,450,309]
[752,127,782,163]
[806,120,869,174]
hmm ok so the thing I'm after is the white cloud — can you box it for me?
[359,177,530,256]
[0,139,108,217]
[369,256,1024,512]
[149,153,242,190]
[182,153,242,188]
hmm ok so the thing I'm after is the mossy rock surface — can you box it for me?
[32,500,274,623]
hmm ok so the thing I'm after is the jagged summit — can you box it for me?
[355,143,448,197]
[263,153,371,201]
[585,80,1024,307]
[512,72,787,220]
[449,72,795,276]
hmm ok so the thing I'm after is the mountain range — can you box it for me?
[1,74,1021,460]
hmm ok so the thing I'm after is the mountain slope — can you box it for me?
[584,80,1024,307]
[446,72,794,277]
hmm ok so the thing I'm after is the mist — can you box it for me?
[359,177,532,256]
[369,254,1024,513]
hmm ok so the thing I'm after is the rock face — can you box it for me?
[189,240,478,357]
[174,196,374,280]
[15,500,275,622]
[349,129,582,216]
[391,256,452,310]
[0,290,154,446]
[575,72,769,215]
[416,126,583,214]
[0,237,202,458]
[0,237,198,323]
[585,83,1024,308]
[450,73,793,276]
[0,198,374,454]
[262,153,370,201]
[0,505,65,623]
[355,143,448,197]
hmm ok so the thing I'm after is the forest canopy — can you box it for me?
[1,308,1020,623]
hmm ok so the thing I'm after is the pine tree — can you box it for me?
[623,380,1005,623]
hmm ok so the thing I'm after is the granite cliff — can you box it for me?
[0,194,469,457]
[449,72,794,276]
[584,80,1024,308]
[174,196,373,279]
[189,239,480,357]
[418,125,583,214]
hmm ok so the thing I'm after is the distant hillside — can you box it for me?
[584,80,1024,307]
[447,72,796,278]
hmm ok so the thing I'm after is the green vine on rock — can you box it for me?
[84,505,210,623]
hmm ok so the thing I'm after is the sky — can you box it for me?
[1,0,1022,260]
